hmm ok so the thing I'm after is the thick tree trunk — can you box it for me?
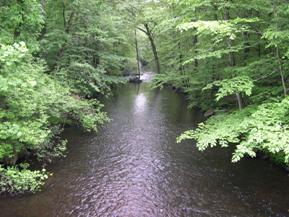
[134,29,141,79]
[143,24,161,74]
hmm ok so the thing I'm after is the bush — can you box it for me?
[0,164,48,194]
[178,98,289,165]
[0,42,109,193]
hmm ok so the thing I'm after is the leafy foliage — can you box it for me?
[0,0,139,194]
[2,0,289,193]
[203,76,254,101]
[144,0,289,166]
[178,98,289,164]
[0,164,48,194]
[0,0,44,49]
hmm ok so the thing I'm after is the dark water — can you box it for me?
[1,80,289,217]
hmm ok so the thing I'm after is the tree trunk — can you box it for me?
[236,92,243,110]
[272,0,287,97]
[178,41,184,74]
[14,0,24,40]
[257,42,261,58]
[224,9,236,67]
[276,47,287,97]
[9,144,18,165]
[192,34,198,68]
[209,3,219,101]
[243,31,250,62]
[134,29,141,79]
[51,4,76,70]
[224,6,242,109]
[38,0,47,40]
[143,24,161,74]
[62,0,66,29]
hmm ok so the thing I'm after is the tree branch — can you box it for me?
[137,27,148,35]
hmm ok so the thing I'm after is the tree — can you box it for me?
[148,0,289,166]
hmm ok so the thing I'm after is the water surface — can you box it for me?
[0,80,289,217]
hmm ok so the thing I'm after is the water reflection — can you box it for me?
[140,72,154,82]
[134,92,147,114]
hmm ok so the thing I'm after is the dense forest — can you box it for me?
[0,0,134,193]
[1,0,289,195]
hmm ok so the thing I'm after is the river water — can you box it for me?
[0,78,289,217]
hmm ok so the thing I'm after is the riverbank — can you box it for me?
[153,80,289,172]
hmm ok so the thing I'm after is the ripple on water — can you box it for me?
[0,81,289,217]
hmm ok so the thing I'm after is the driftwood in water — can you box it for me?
[129,76,142,84]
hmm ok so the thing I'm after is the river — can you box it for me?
[0,76,289,217]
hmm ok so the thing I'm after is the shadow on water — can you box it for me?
[0,74,289,217]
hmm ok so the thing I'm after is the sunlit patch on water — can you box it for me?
[140,72,154,82]
[134,93,147,114]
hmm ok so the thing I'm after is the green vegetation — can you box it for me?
[1,0,289,194]
[0,0,136,194]
[137,0,289,166]
[0,164,48,194]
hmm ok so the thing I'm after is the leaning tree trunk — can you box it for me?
[143,24,161,74]
[134,29,141,79]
